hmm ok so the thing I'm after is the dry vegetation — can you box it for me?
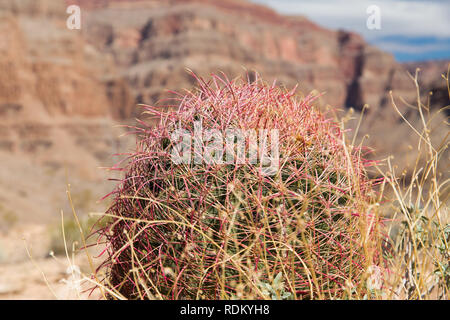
[46,68,449,300]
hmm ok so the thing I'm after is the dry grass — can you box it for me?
[46,68,448,300]
[372,68,449,300]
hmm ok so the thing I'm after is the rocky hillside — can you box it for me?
[404,60,450,114]
[0,0,133,227]
[74,0,417,116]
[0,0,448,228]
[72,0,449,175]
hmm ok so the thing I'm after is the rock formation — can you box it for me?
[0,0,447,226]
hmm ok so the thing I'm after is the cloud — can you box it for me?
[252,0,450,39]
[251,0,450,60]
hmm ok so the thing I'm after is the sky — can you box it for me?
[251,0,450,62]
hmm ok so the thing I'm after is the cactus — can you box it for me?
[96,73,382,300]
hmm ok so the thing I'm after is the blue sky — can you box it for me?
[251,0,450,62]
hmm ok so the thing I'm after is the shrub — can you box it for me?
[379,68,449,300]
[96,74,383,300]
[0,203,18,233]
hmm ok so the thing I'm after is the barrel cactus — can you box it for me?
[96,73,383,299]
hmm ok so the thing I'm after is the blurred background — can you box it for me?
[0,0,448,299]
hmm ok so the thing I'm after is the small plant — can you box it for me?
[49,216,98,256]
[96,73,383,300]
[434,223,449,293]
[380,67,449,300]
[0,204,18,232]
[258,272,292,300]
